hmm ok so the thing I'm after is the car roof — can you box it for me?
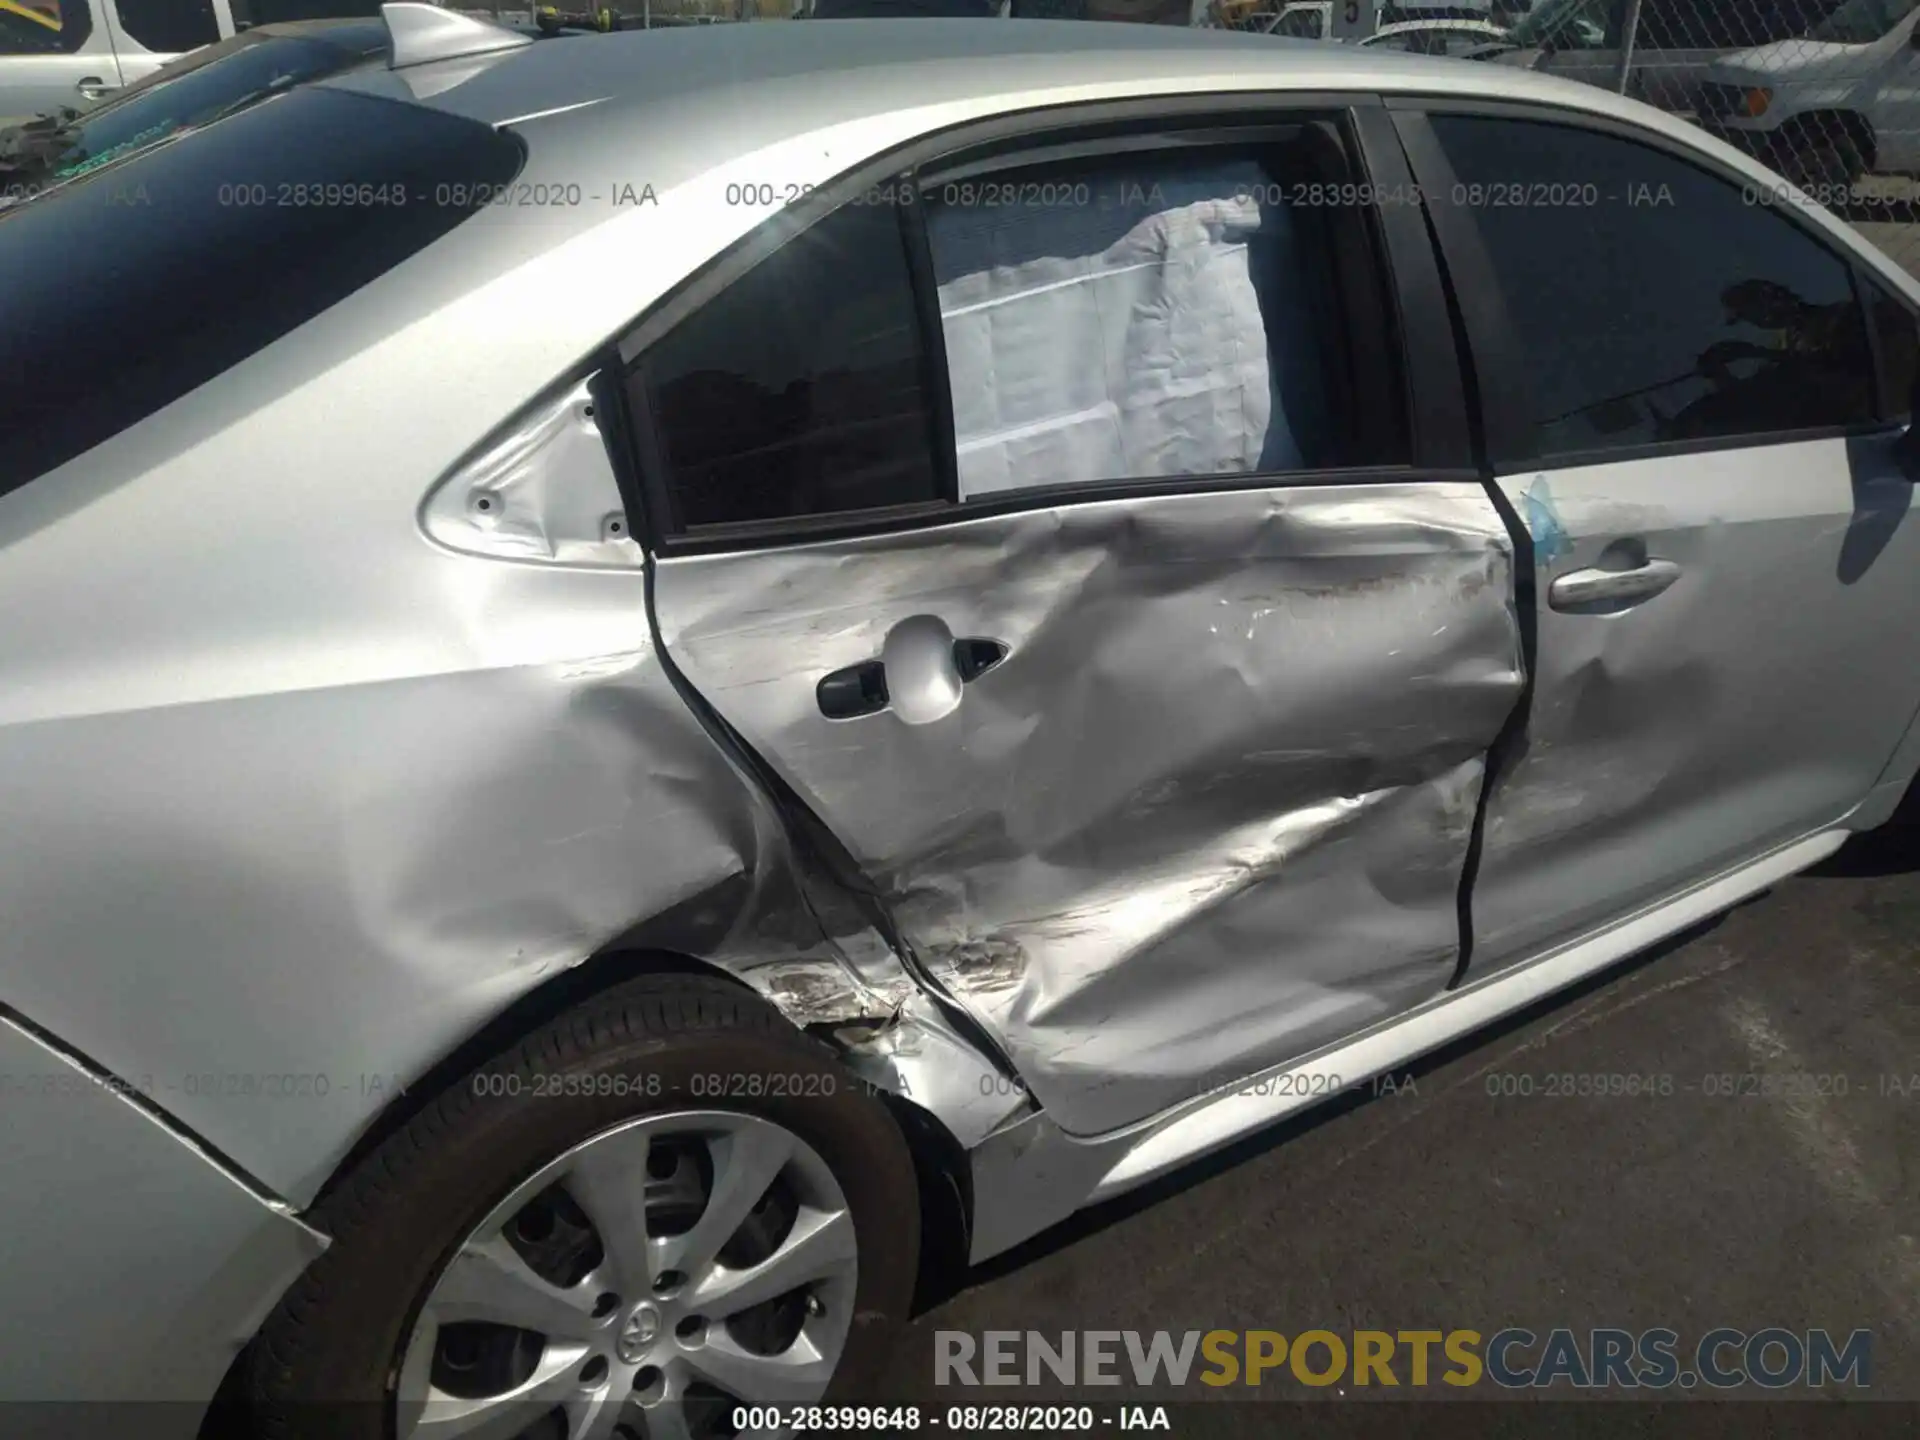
[338,17,1648,143]
[299,19,1789,357]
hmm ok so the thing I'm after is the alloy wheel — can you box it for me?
[392,1110,857,1440]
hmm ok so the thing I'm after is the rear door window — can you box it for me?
[924,126,1408,499]
[632,116,1410,532]
[0,87,525,495]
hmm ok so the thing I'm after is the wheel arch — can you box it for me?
[304,940,984,1299]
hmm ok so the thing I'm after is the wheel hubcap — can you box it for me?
[394,1109,858,1440]
[617,1304,661,1362]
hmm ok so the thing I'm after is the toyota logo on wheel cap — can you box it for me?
[618,1303,662,1362]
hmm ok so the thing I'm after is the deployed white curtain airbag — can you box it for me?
[928,159,1318,499]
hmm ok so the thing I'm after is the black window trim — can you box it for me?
[1387,94,1895,474]
[897,192,961,509]
[615,90,1470,558]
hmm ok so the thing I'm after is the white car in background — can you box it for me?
[0,0,221,125]
[0,0,378,126]
[1696,0,1920,193]
[1261,0,1329,37]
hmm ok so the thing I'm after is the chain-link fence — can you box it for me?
[1465,0,1920,274]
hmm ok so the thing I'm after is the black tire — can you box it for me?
[249,974,920,1439]
[1785,130,1865,204]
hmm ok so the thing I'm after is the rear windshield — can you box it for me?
[0,86,524,496]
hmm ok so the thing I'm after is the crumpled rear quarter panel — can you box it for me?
[0,363,915,1206]
[652,482,1524,1135]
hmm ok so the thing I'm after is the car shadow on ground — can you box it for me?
[1807,820,1920,878]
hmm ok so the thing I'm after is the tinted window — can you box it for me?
[1430,115,1875,458]
[233,0,386,20]
[0,0,89,54]
[925,138,1405,499]
[1867,280,1920,420]
[637,201,942,529]
[114,0,218,51]
[0,88,524,495]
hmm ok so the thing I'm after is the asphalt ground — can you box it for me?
[875,822,1920,1435]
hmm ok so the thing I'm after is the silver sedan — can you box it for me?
[3,9,1919,1439]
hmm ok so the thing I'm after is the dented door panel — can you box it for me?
[1469,435,1920,977]
[651,481,1525,1136]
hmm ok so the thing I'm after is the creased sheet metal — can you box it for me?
[0,376,945,1205]
[652,482,1524,1136]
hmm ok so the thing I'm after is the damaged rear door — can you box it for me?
[624,101,1527,1137]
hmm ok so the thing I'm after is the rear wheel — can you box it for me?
[250,975,920,1440]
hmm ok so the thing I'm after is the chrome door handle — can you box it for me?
[75,77,121,100]
[815,625,1008,722]
[1548,558,1682,612]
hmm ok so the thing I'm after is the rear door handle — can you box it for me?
[75,77,120,100]
[816,634,1008,721]
[1548,558,1682,613]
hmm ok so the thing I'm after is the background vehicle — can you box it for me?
[1487,0,1847,111]
[0,16,388,201]
[1696,0,1920,190]
[0,0,146,124]
[0,0,388,126]
[1205,0,1329,34]
[1262,0,1330,36]
[7,9,1920,1439]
